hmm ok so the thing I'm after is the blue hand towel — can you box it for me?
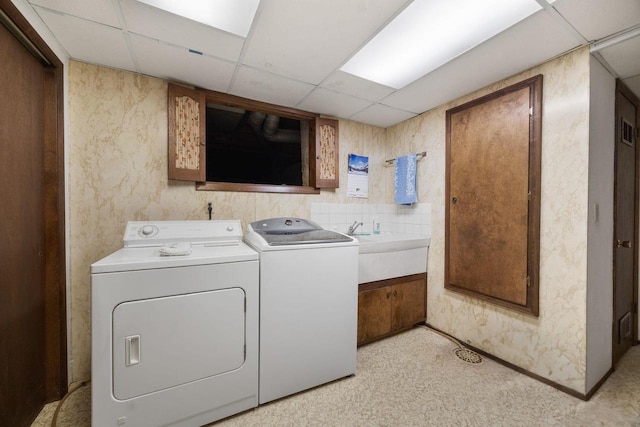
[394,154,417,205]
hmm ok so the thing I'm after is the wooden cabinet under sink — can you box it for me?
[357,273,427,346]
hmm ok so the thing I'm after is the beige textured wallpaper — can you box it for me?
[385,47,591,394]
[69,46,594,394]
[67,61,386,381]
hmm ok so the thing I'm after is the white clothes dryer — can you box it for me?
[91,220,258,427]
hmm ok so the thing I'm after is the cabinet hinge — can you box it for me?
[528,190,532,201]
[529,107,533,116]
[526,276,531,287]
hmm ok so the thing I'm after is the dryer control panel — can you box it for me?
[124,220,242,247]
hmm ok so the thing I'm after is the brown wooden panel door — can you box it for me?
[613,83,638,364]
[0,20,47,427]
[391,279,426,331]
[357,288,391,345]
[447,83,535,308]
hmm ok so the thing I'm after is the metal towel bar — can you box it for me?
[385,151,427,165]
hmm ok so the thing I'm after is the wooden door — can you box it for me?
[391,279,426,331]
[357,288,391,345]
[449,89,529,303]
[168,83,206,182]
[0,3,67,425]
[0,19,47,426]
[446,75,542,316]
[312,117,339,188]
[613,82,638,365]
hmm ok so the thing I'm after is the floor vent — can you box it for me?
[453,347,483,365]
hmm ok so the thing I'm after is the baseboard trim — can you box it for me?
[585,367,614,400]
[422,323,612,401]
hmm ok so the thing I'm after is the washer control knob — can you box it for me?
[226,225,234,232]
[142,225,154,236]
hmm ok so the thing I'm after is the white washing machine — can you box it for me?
[91,220,258,427]
[244,218,359,404]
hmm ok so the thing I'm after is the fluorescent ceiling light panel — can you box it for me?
[341,0,543,89]
[136,0,260,37]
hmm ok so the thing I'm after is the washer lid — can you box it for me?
[248,217,353,246]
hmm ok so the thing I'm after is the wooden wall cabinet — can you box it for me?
[357,273,427,346]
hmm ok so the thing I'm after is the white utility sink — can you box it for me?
[352,233,430,284]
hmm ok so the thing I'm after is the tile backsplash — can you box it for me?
[311,203,431,235]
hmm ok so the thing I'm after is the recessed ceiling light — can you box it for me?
[341,0,544,89]
[136,0,260,37]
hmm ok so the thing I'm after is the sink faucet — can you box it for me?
[347,221,363,235]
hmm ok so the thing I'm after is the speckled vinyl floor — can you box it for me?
[33,327,640,426]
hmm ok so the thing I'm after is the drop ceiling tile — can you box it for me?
[34,6,136,71]
[599,36,640,79]
[349,104,417,128]
[230,66,315,109]
[242,0,409,85]
[321,71,396,102]
[297,88,372,119]
[28,0,120,27]
[119,0,244,62]
[384,10,580,114]
[553,0,640,41]
[130,35,236,92]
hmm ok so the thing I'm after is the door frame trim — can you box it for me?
[0,0,67,399]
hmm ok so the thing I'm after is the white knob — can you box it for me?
[142,226,154,236]
[226,226,234,232]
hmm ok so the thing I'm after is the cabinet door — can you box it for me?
[168,83,206,181]
[357,287,391,345]
[445,75,541,316]
[313,117,339,188]
[391,279,426,331]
